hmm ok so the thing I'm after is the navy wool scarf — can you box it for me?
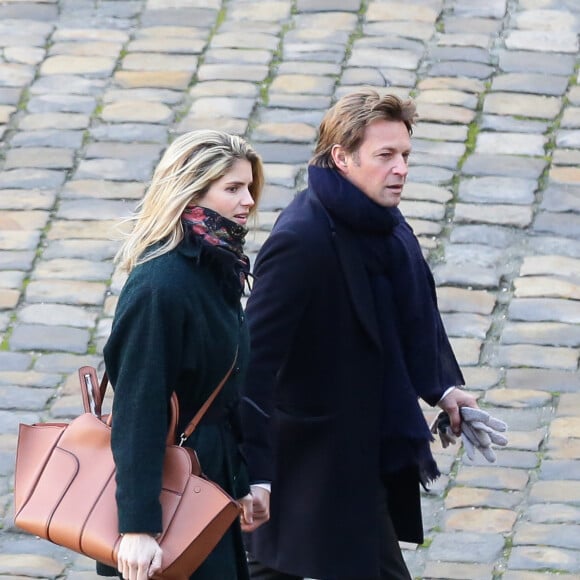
[309,165,464,486]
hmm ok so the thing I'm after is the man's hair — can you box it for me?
[115,130,264,272]
[310,89,418,168]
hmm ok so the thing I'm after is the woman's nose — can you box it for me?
[242,188,255,207]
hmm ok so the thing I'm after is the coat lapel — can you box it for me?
[331,221,382,352]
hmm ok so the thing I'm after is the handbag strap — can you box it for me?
[79,347,239,445]
[178,347,238,445]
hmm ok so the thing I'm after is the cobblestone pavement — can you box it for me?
[0,0,579,578]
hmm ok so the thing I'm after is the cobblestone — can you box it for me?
[1,0,579,578]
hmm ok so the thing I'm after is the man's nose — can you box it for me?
[393,156,409,176]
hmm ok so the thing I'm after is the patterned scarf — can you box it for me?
[182,206,251,293]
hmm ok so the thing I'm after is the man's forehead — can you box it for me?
[361,120,412,147]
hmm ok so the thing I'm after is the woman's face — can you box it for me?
[199,159,255,226]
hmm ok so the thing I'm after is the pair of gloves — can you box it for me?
[430,407,508,463]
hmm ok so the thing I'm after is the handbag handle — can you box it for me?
[78,347,239,446]
[79,366,106,418]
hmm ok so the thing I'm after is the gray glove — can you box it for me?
[430,407,508,463]
[460,407,508,463]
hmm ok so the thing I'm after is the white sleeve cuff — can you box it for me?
[251,483,271,493]
[437,386,457,404]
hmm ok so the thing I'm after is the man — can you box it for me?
[240,89,479,580]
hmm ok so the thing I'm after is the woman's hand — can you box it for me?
[117,533,163,580]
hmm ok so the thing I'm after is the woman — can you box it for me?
[98,130,267,580]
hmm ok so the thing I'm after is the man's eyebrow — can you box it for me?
[374,146,413,154]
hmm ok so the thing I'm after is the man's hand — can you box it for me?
[433,389,509,463]
[437,387,478,436]
[240,485,270,533]
[117,533,162,580]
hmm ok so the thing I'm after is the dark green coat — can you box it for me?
[98,233,250,580]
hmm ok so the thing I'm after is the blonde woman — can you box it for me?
[97,130,268,580]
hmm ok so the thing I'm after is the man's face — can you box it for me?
[338,119,411,208]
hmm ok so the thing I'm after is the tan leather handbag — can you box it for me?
[13,358,241,580]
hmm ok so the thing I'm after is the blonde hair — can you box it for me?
[310,89,417,169]
[115,130,264,272]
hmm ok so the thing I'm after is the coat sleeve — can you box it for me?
[241,227,314,483]
[104,280,187,534]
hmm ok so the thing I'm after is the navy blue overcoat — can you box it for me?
[241,188,427,580]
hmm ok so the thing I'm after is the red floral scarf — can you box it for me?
[182,206,251,292]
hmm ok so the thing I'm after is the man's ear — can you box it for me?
[330,144,349,172]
